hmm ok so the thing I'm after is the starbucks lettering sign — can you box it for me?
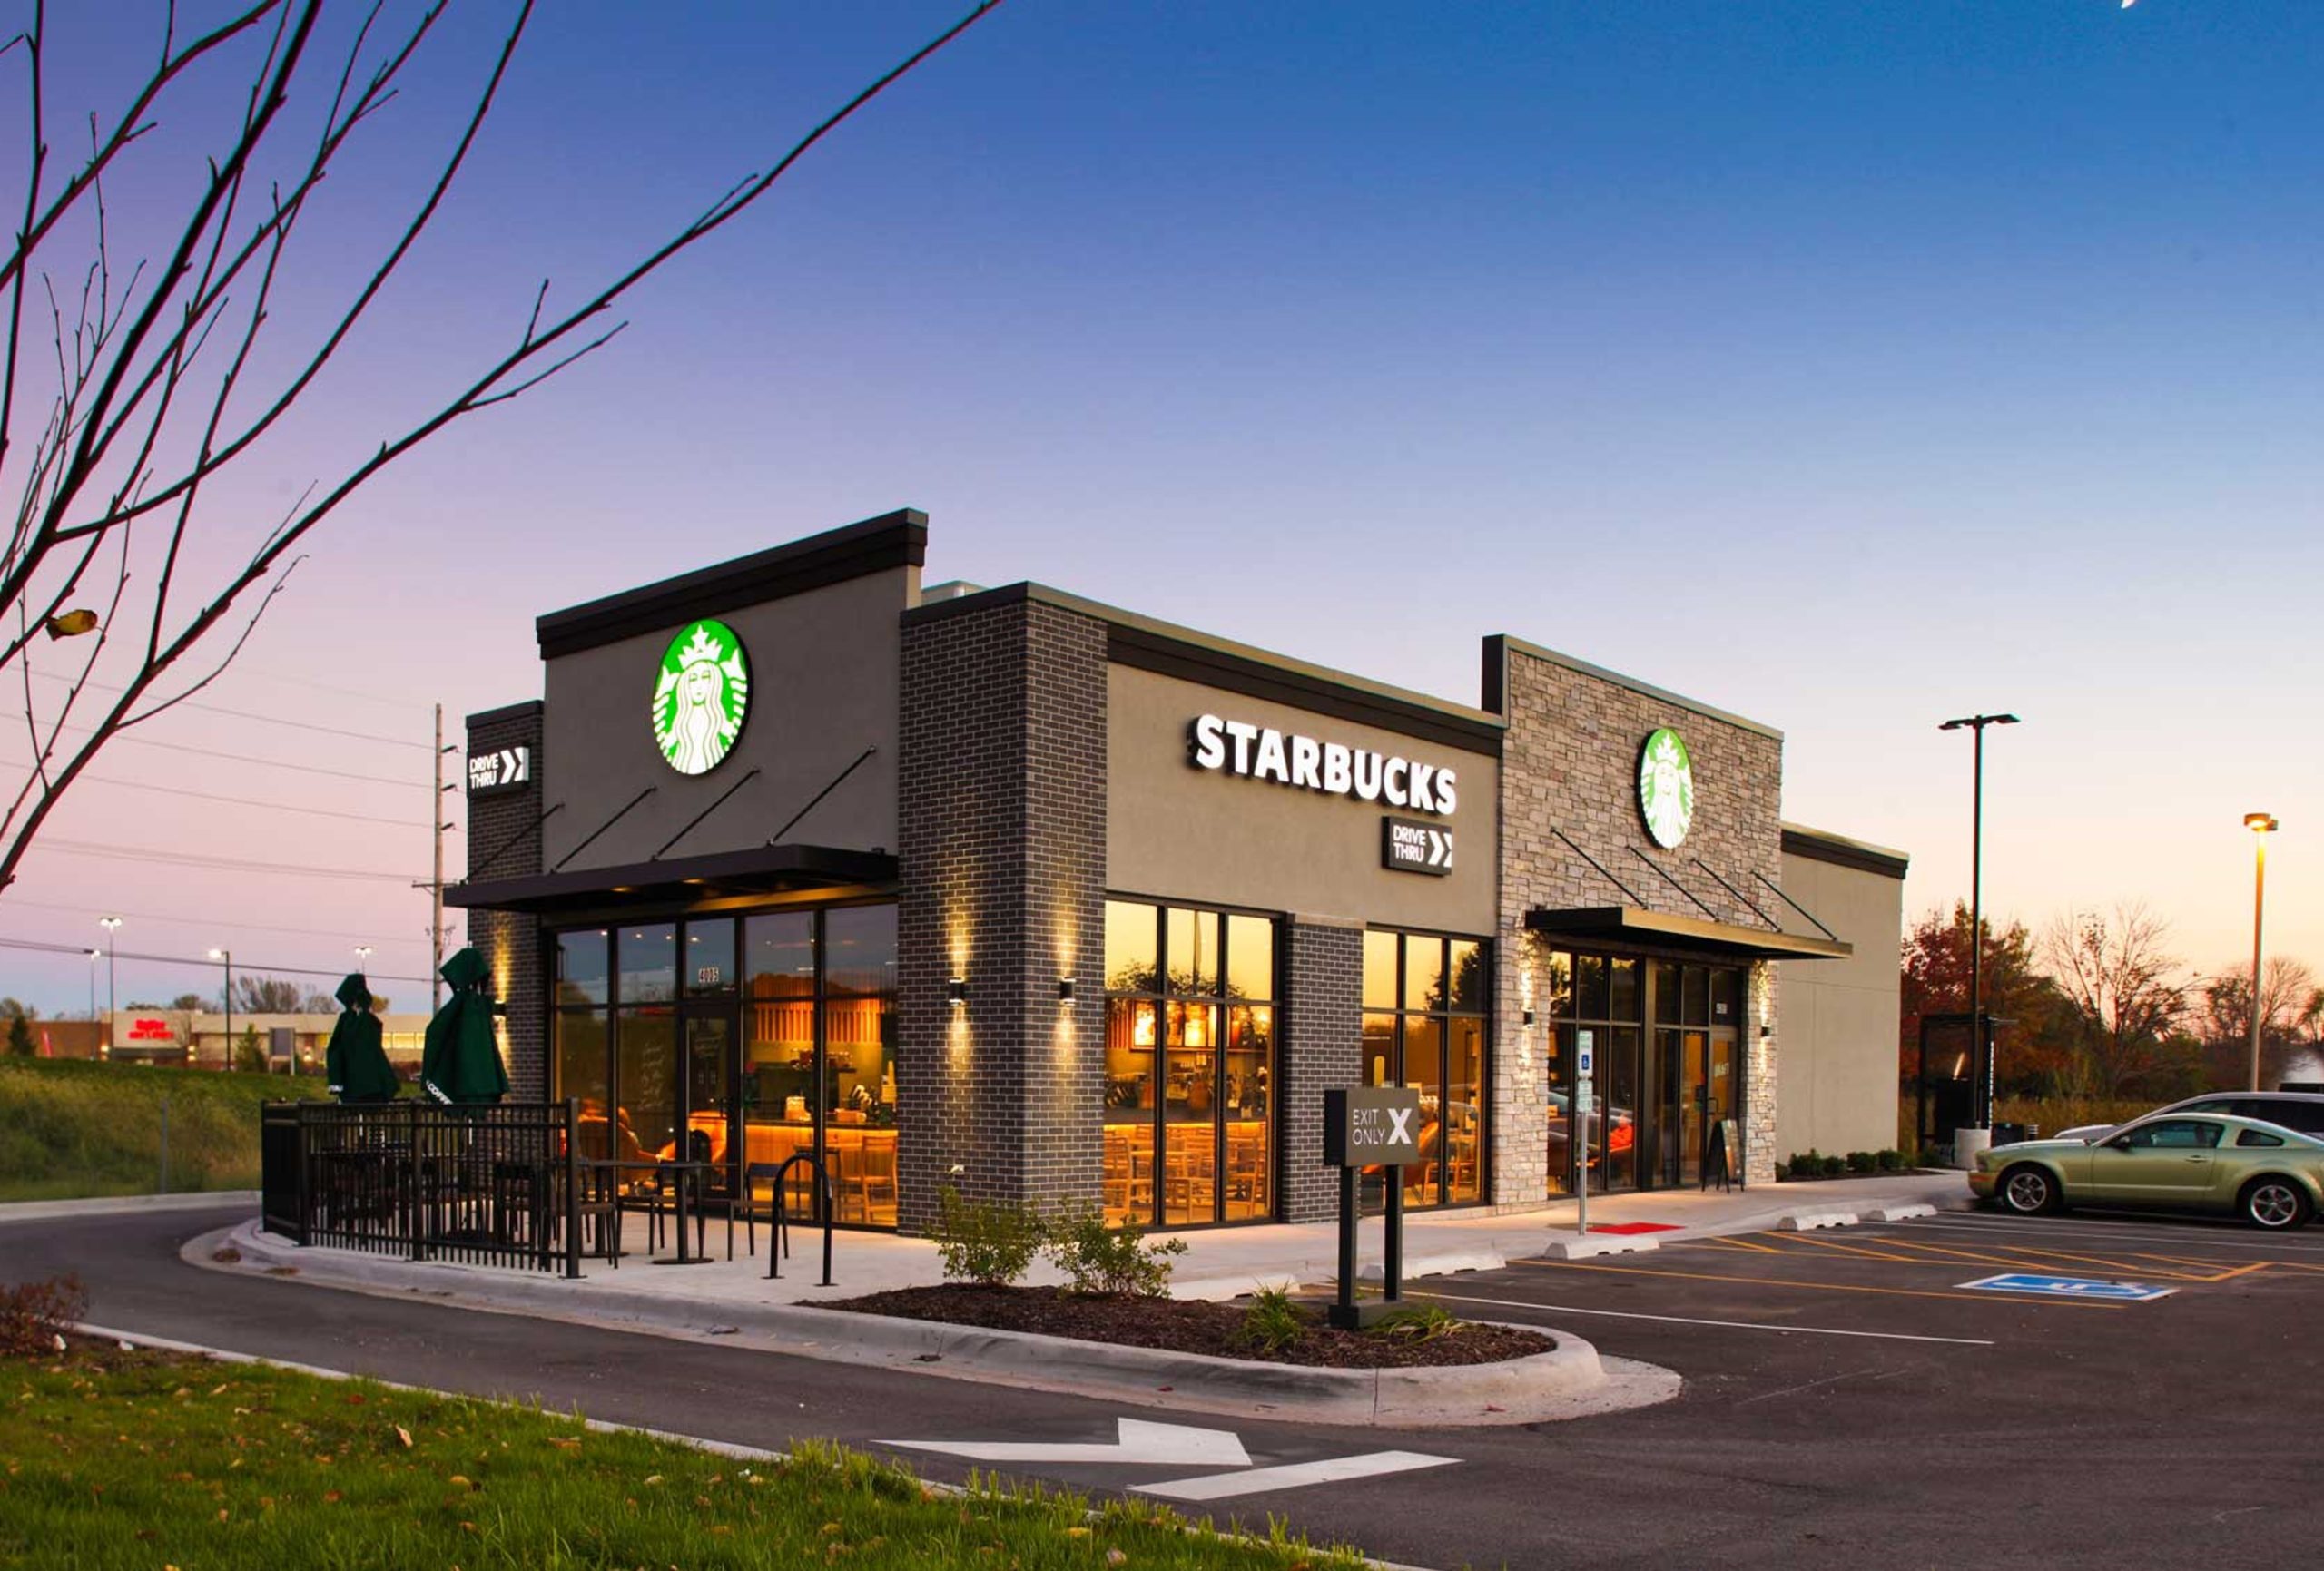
[1637,727,1694,849]
[652,619,750,775]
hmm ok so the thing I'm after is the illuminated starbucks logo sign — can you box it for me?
[1637,728,1695,849]
[651,619,750,775]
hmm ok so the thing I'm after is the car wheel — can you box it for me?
[1998,1164,2060,1216]
[2239,1177,2312,1232]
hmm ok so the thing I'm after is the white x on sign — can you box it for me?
[1388,1108,1415,1144]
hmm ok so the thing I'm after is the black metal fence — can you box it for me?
[260,1100,579,1275]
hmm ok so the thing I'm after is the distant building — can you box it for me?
[105,1010,429,1073]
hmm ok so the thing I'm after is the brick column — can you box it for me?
[1278,918,1362,1223]
[464,702,546,1100]
[895,594,1107,1233]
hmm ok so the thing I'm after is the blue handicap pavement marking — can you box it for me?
[1960,1272,2177,1302]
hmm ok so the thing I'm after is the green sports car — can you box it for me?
[1969,1112,2324,1231]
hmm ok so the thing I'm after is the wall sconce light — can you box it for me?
[948,1163,965,1177]
[1057,977,1076,1003]
[1759,1024,1772,1038]
[1521,1008,1537,1026]
[946,977,968,1006]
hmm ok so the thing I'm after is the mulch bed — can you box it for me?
[823,1285,1553,1370]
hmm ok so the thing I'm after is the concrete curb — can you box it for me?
[195,1220,1677,1428]
[1775,1211,1859,1231]
[1357,1247,1504,1281]
[1537,1234,1661,1260]
[0,1190,257,1224]
[1865,1203,1937,1223]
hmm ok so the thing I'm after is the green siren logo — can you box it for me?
[1637,727,1694,849]
[651,619,750,776]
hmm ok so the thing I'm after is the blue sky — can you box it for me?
[3,0,2316,1014]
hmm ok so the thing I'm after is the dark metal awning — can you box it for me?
[1525,906,1852,962]
[446,842,897,917]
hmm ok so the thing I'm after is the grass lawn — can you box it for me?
[0,1346,1368,1570]
[0,1058,333,1203]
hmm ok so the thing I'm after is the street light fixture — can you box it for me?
[96,917,122,1030]
[2244,812,2279,1091]
[84,949,101,1050]
[1939,713,2020,1132]
[209,948,234,1073]
[353,945,372,968]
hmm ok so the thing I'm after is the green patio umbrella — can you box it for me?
[419,948,507,1105]
[323,973,399,1104]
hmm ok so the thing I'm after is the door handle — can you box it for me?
[2182,1155,2208,1163]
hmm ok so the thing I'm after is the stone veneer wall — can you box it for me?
[1277,918,1364,1223]
[1491,641,1785,1190]
[895,595,1108,1234]
[464,702,547,1101]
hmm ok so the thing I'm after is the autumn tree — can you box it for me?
[0,2,1002,893]
[1898,903,2079,1097]
[2039,903,2194,1099]
[2194,957,2321,1089]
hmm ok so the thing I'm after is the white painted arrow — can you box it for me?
[882,1418,1251,1468]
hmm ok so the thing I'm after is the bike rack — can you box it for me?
[761,1151,836,1287]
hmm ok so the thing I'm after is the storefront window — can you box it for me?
[1103,898,1275,1229]
[1543,950,1740,1196]
[1361,928,1492,1211]
[553,902,900,1230]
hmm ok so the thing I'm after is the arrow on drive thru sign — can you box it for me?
[882,1418,1252,1468]
[1428,828,1451,868]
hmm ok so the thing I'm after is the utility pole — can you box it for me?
[432,702,453,1008]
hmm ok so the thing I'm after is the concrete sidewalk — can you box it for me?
[228,1171,1965,1311]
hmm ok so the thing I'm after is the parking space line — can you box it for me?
[1873,1234,2210,1280]
[1694,1235,1783,1254]
[1904,1216,2324,1254]
[1512,1258,2128,1308]
[1748,1230,1925,1262]
[1860,1235,2095,1272]
[1410,1289,1996,1345]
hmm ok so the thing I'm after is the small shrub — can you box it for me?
[1845,1151,1875,1174]
[1820,1154,1846,1178]
[1044,1203,1187,1297]
[1789,1149,1819,1179]
[0,1272,88,1358]
[1374,1302,1460,1344]
[1876,1148,1905,1173]
[1773,1160,1790,1181]
[931,1186,1044,1287]
[1233,1283,1308,1357]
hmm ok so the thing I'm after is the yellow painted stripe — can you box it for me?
[1512,1258,2128,1308]
[1691,1234,1783,1254]
[1873,1235,2095,1272]
[1750,1230,1925,1263]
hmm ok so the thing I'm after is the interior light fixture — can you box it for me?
[946,977,968,1005]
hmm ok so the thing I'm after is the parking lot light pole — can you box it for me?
[97,917,121,1027]
[2244,813,2278,1091]
[1940,713,2018,1130]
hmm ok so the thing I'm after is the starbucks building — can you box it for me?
[451,510,1906,1233]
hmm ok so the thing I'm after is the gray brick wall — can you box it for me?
[896,596,1108,1233]
[1492,643,1785,1189]
[1279,918,1363,1222]
[464,703,546,1101]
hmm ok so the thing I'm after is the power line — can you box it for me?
[34,839,425,883]
[0,754,425,828]
[0,895,435,947]
[0,933,433,984]
[0,710,430,787]
[23,671,435,750]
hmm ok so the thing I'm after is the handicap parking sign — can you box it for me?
[1961,1272,2176,1302]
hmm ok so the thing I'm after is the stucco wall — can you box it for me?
[539,567,912,871]
[1776,848,1905,1159]
[1107,664,1498,934]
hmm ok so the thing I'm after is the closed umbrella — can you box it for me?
[419,948,507,1105]
[323,974,399,1103]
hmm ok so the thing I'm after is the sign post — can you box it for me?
[1323,1085,1423,1330]
[1574,1030,1595,1239]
